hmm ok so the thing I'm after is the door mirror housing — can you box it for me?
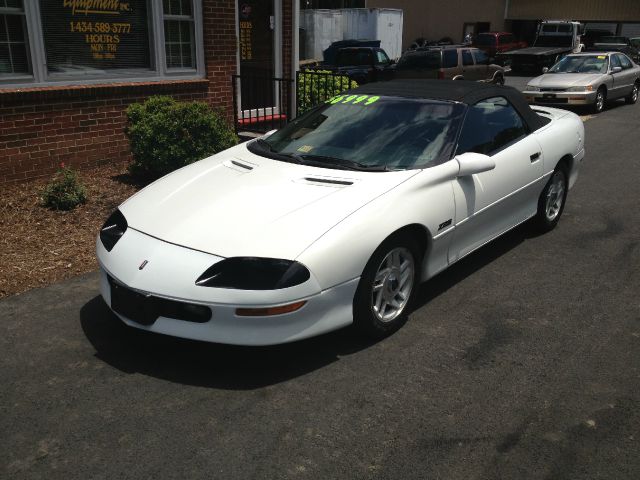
[456,152,496,176]
[611,66,622,73]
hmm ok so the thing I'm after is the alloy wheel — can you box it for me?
[595,91,605,112]
[371,247,415,323]
[545,171,565,222]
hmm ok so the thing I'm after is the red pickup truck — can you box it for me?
[473,32,527,58]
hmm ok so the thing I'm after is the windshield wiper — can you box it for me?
[254,138,274,152]
[252,140,388,171]
[296,154,389,172]
[251,139,304,164]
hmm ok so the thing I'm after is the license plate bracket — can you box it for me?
[109,278,158,325]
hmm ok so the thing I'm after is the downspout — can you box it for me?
[292,0,300,118]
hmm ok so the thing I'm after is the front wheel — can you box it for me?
[532,168,568,233]
[625,82,639,104]
[353,236,420,339]
[593,88,606,113]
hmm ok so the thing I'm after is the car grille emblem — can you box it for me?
[139,260,149,270]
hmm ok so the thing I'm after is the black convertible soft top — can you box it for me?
[348,79,549,131]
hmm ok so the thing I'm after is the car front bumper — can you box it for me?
[97,228,358,346]
[523,90,598,106]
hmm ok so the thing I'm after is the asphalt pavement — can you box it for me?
[2,82,639,479]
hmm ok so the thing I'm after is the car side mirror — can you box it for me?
[456,152,496,176]
[611,66,622,73]
[542,66,549,73]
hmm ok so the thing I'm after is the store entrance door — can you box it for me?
[238,0,275,111]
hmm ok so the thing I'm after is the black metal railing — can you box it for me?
[296,69,355,115]
[232,75,294,134]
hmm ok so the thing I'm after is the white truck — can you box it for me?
[499,20,584,73]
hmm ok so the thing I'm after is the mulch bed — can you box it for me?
[0,162,141,299]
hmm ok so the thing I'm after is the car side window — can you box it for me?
[462,49,474,66]
[473,49,489,65]
[503,34,515,44]
[610,54,621,70]
[376,50,390,65]
[618,54,632,69]
[456,97,528,156]
[443,49,458,68]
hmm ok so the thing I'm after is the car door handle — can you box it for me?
[530,152,541,162]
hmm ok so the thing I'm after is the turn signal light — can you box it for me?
[235,301,306,317]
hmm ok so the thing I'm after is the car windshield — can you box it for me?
[475,34,496,46]
[549,55,609,73]
[251,96,465,171]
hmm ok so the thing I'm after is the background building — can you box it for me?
[507,0,640,43]
[366,0,507,47]
[0,0,296,185]
[2,0,640,185]
[366,0,640,50]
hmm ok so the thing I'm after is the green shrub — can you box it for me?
[40,164,87,211]
[297,70,358,115]
[125,96,237,180]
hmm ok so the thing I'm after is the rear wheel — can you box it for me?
[593,87,606,113]
[532,167,568,232]
[625,82,639,104]
[353,235,420,339]
[494,73,505,85]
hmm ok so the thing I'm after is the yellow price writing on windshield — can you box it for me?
[326,94,380,105]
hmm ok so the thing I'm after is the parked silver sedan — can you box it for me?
[522,52,640,113]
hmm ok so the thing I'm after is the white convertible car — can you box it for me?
[97,80,584,345]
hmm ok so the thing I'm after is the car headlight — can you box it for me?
[567,85,594,92]
[100,209,127,252]
[195,257,311,290]
[526,85,540,92]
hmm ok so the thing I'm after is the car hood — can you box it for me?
[528,72,604,87]
[119,144,418,260]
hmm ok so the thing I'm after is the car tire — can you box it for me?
[352,234,421,339]
[593,87,606,113]
[532,166,568,233]
[625,82,639,104]
[494,73,505,86]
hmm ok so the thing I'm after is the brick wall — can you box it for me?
[0,0,237,186]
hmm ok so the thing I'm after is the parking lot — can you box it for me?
[2,74,640,479]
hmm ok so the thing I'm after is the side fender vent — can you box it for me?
[303,177,354,187]
[230,160,254,171]
[223,158,256,172]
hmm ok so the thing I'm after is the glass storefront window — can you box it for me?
[0,0,203,86]
[39,0,152,76]
[163,0,195,69]
[0,0,30,76]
